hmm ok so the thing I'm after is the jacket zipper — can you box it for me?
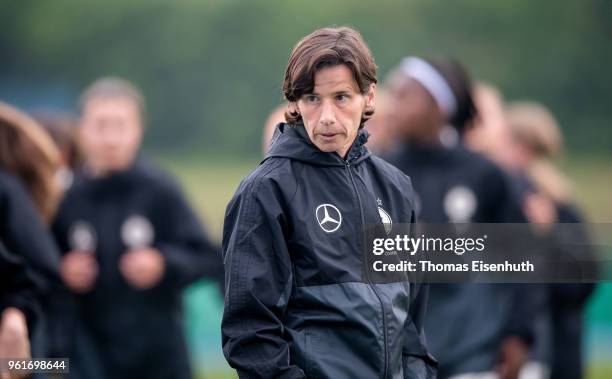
[345,160,389,379]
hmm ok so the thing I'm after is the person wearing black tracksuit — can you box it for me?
[383,57,537,379]
[1,102,65,374]
[0,241,39,330]
[503,172,595,379]
[222,27,436,379]
[0,240,40,359]
[548,205,595,379]
[384,141,537,378]
[51,77,224,379]
[52,157,224,379]
[0,170,62,367]
[502,101,597,379]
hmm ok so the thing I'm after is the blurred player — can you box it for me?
[52,77,224,379]
[465,83,514,167]
[262,104,286,155]
[504,101,596,379]
[384,57,536,379]
[0,102,63,372]
[0,242,38,379]
[363,87,398,154]
[35,110,84,190]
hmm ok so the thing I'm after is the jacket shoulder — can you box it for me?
[133,159,182,192]
[235,157,296,198]
[0,170,33,209]
[454,147,502,178]
[0,170,23,196]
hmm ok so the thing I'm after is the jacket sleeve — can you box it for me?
[221,176,306,379]
[0,241,40,332]
[402,209,437,379]
[0,174,61,293]
[549,204,596,308]
[153,180,224,292]
[488,168,539,346]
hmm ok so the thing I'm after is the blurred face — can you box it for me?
[505,136,534,171]
[465,85,517,169]
[79,97,143,176]
[386,75,445,143]
[296,65,375,158]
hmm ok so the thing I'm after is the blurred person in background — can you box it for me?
[0,101,63,363]
[51,77,224,379]
[0,102,63,224]
[0,241,39,379]
[503,101,596,379]
[33,110,86,366]
[35,111,84,191]
[468,85,556,379]
[465,84,514,167]
[262,103,286,155]
[383,57,537,379]
[363,87,399,155]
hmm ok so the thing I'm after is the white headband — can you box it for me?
[400,57,457,118]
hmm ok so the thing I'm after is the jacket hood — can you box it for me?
[265,123,371,166]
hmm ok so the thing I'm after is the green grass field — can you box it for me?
[157,154,612,379]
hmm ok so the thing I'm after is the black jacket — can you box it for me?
[0,170,60,350]
[549,204,595,379]
[384,144,536,378]
[52,158,223,379]
[222,124,436,379]
[0,170,61,293]
[0,240,39,331]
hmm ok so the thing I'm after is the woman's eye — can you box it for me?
[306,95,318,103]
[336,94,348,102]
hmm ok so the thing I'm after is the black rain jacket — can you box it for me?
[222,124,437,379]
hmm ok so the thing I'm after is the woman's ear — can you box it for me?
[364,83,376,114]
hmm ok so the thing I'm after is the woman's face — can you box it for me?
[79,97,143,176]
[296,64,375,158]
[386,75,445,142]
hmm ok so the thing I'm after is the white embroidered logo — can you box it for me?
[315,204,342,233]
[69,221,97,252]
[121,215,155,249]
[444,186,477,223]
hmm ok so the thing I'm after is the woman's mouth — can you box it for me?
[319,132,339,141]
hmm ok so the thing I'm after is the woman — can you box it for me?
[0,101,63,362]
[383,57,536,379]
[0,241,38,375]
[505,101,596,379]
[222,26,436,379]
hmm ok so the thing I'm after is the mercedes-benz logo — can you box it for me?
[315,204,342,233]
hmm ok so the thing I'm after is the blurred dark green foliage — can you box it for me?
[1,0,610,158]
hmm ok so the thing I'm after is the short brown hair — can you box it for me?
[80,77,145,120]
[505,101,563,159]
[282,26,377,124]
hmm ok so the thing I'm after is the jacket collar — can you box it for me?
[264,123,371,166]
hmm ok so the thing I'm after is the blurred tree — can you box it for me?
[0,0,610,157]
